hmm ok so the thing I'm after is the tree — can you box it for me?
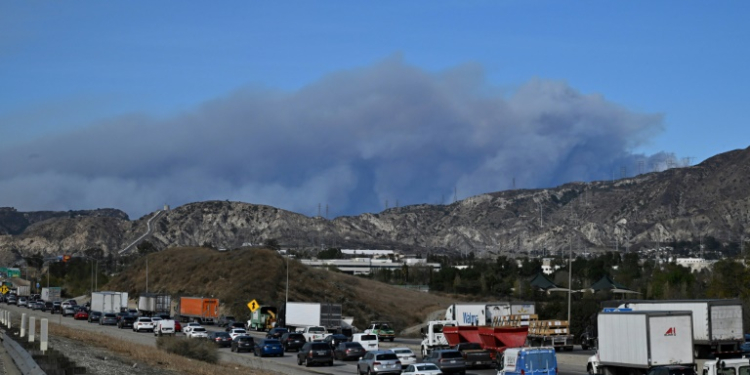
[265,238,280,250]
[135,241,157,255]
[318,248,343,259]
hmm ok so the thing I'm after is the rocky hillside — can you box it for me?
[1,146,749,257]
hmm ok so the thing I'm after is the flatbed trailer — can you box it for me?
[525,320,574,351]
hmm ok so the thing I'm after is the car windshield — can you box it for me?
[238,337,253,342]
[264,340,281,345]
[311,343,330,350]
[417,364,440,371]
[104,314,116,318]
[360,335,377,341]
[308,327,325,333]
[215,332,230,337]
[194,328,206,332]
[345,343,363,348]
[393,349,413,354]
[233,329,246,333]
[462,343,482,350]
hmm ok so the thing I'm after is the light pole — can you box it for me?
[285,251,289,306]
[567,236,572,325]
[76,256,98,294]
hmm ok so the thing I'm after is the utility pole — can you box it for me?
[567,236,572,325]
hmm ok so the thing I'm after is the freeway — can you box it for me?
[1,303,593,375]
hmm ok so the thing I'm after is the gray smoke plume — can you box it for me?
[0,56,670,218]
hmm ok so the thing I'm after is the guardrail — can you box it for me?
[1,330,45,375]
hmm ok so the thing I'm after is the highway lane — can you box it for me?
[1,303,591,375]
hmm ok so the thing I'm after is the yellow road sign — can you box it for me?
[0,285,8,295]
[247,299,259,313]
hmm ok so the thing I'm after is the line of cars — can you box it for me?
[251,326,437,375]
[1,293,180,336]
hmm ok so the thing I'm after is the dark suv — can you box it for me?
[280,332,306,352]
[231,336,255,353]
[423,349,466,374]
[118,315,136,329]
[297,342,334,367]
[88,311,102,323]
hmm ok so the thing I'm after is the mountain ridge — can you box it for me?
[1,146,749,257]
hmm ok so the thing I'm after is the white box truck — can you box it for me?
[282,302,342,332]
[91,292,127,313]
[617,299,743,358]
[445,302,535,326]
[594,311,695,375]
[41,287,62,302]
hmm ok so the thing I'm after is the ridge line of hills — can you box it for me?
[1,145,749,257]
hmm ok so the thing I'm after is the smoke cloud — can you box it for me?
[0,56,670,219]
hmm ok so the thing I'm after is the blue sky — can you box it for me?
[1,1,748,219]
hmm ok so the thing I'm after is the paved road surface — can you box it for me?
[2,304,594,375]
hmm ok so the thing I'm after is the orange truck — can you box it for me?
[178,297,219,324]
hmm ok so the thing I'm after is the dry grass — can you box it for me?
[107,247,456,332]
[48,323,275,375]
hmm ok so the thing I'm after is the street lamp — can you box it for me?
[285,250,289,306]
[567,236,573,325]
[75,255,98,294]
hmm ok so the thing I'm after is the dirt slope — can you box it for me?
[106,247,455,332]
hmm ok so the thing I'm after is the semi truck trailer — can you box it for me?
[616,299,743,358]
[590,310,695,375]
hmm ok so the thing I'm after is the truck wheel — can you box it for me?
[305,358,311,367]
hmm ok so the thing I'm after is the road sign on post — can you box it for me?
[247,299,259,313]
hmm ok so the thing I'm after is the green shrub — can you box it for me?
[156,336,218,364]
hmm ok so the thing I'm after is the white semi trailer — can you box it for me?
[282,302,342,332]
[91,291,128,314]
[445,302,535,326]
[617,299,744,358]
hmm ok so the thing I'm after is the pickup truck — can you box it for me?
[455,342,494,369]
[300,326,331,342]
[365,321,395,342]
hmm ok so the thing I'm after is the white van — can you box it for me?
[154,319,176,336]
[703,357,750,375]
[352,333,379,351]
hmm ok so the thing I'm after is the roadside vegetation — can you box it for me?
[48,322,270,375]
[156,336,218,364]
